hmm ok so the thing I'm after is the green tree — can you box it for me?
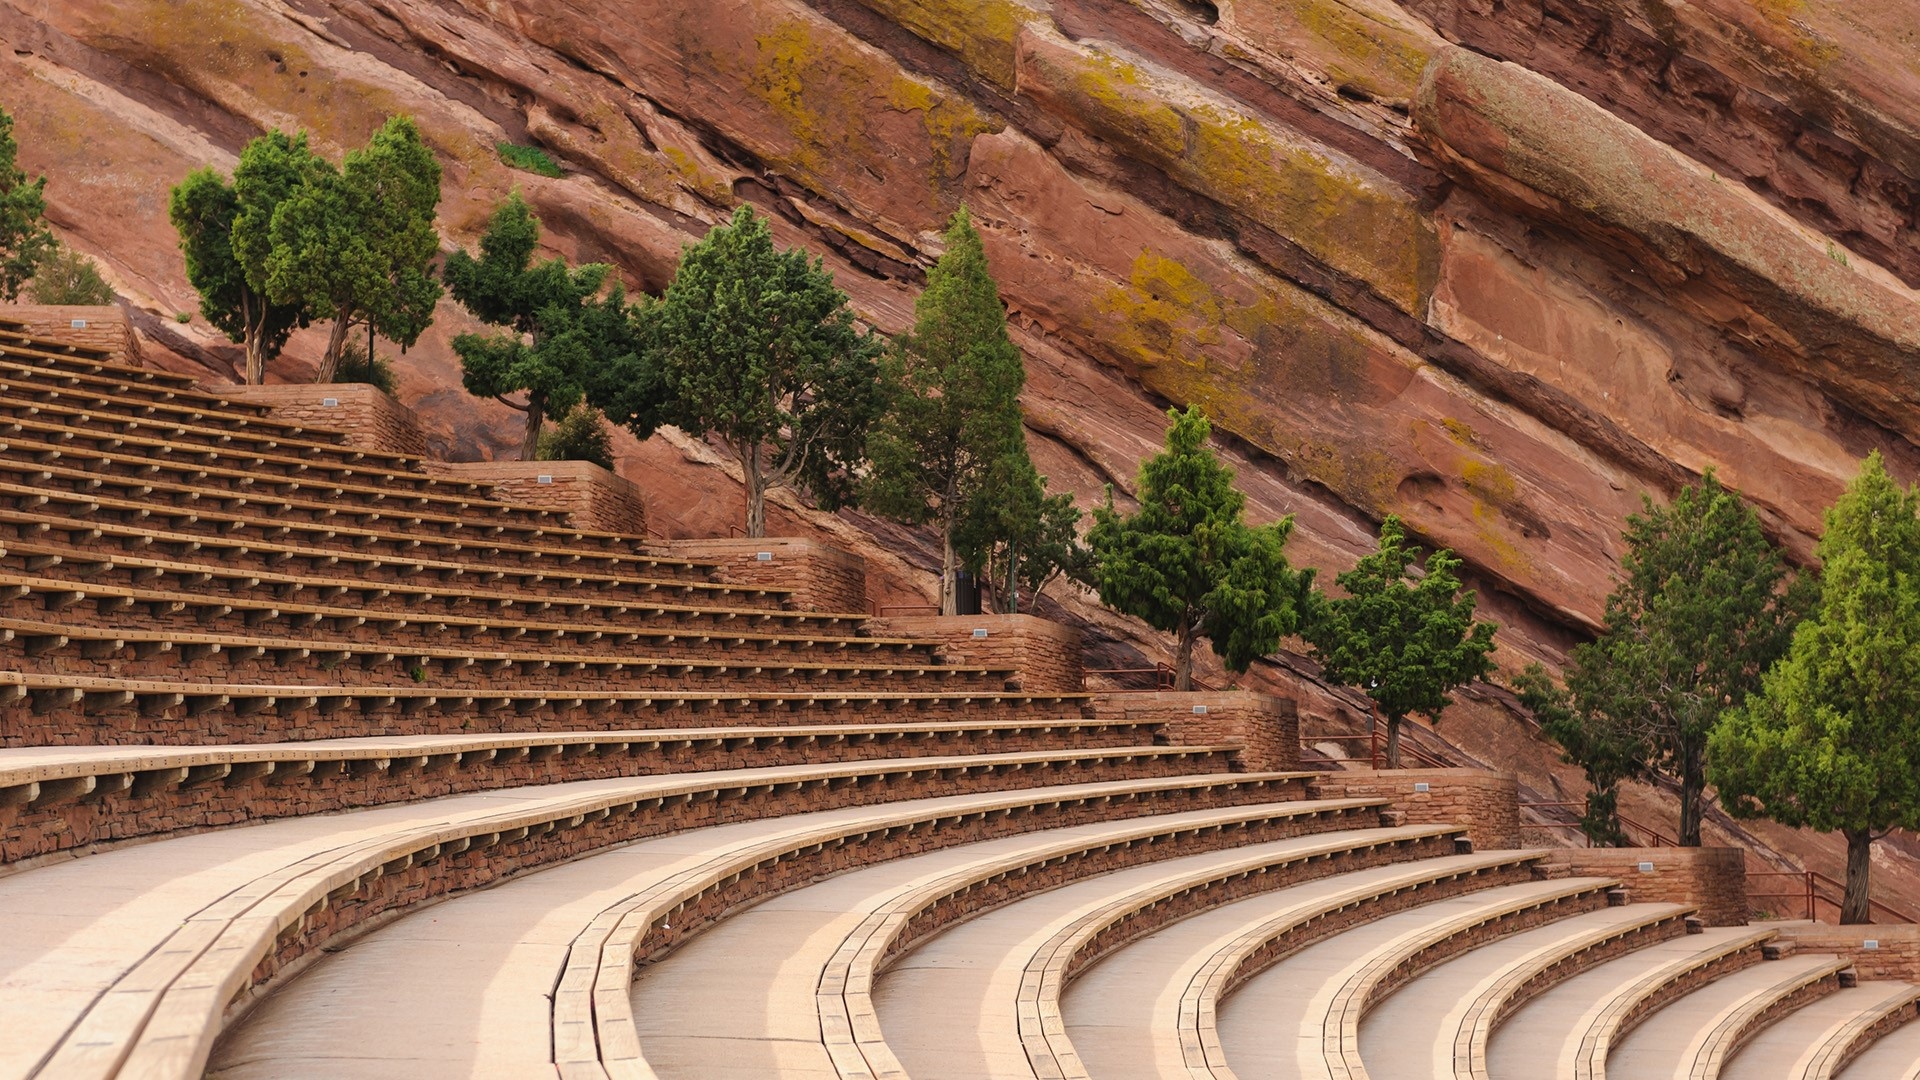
[331,339,397,395]
[1711,452,1920,923]
[27,241,114,306]
[537,405,616,470]
[1512,663,1641,846]
[955,452,1086,614]
[650,205,881,538]
[1543,471,1805,845]
[265,116,443,382]
[1305,515,1496,768]
[169,131,317,384]
[0,106,53,302]
[1088,406,1311,691]
[445,194,661,459]
[866,209,1028,611]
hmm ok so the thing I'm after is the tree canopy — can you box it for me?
[445,193,661,461]
[170,130,317,384]
[0,106,54,302]
[1711,452,1920,923]
[264,116,443,381]
[1088,405,1311,690]
[1305,514,1496,767]
[866,209,1033,611]
[648,205,881,537]
[27,241,115,306]
[953,452,1086,614]
[1538,471,1805,844]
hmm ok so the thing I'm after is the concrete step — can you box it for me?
[1835,999,1920,1080]
[0,762,1305,1079]
[1723,980,1920,1080]
[1487,924,1778,1078]
[1608,953,1852,1080]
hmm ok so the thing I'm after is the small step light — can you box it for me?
[971,628,989,639]
[1638,861,1656,873]
[1412,782,1430,793]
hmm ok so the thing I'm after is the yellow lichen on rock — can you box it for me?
[1020,30,1437,315]
[1223,0,1441,105]
[840,0,1044,90]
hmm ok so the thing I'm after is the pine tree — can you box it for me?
[649,205,881,538]
[265,116,443,381]
[1305,515,1496,768]
[1711,452,1920,923]
[1087,406,1311,690]
[0,106,53,302]
[169,131,316,384]
[953,451,1085,614]
[866,209,1029,612]
[445,194,660,459]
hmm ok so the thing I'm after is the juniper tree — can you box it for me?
[1543,472,1806,845]
[1088,406,1311,691]
[445,194,659,459]
[953,451,1085,614]
[1711,452,1920,923]
[265,116,443,381]
[866,209,1029,611]
[650,205,881,538]
[0,106,53,302]
[1305,515,1496,768]
[169,131,317,383]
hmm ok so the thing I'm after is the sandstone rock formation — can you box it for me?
[5,0,1920,902]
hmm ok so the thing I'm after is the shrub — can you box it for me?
[27,241,114,305]
[497,141,563,178]
[332,339,398,395]
[537,405,615,470]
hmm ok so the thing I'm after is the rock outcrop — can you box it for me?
[4,0,1920,900]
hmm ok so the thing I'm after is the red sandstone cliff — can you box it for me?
[4,0,1920,909]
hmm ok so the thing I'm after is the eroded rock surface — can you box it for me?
[4,0,1920,897]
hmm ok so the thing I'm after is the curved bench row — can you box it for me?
[0,717,1167,862]
[9,761,1301,1078]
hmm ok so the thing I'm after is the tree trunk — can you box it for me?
[742,444,768,539]
[315,314,353,384]
[517,389,546,461]
[1679,744,1705,847]
[938,528,957,616]
[1842,827,1875,924]
[1384,714,1404,769]
[244,333,268,386]
[1173,619,1197,691]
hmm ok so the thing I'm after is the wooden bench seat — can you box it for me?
[0,499,714,584]
[0,332,185,375]
[10,763,1299,1079]
[0,398,476,494]
[0,614,988,691]
[0,717,1173,862]
[0,569,857,649]
[0,533,785,612]
[0,669,1096,745]
[0,480,714,580]
[0,431,569,531]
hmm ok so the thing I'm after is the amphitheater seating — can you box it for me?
[0,337,1914,1080]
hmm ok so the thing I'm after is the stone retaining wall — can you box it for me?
[1540,847,1748,927]
[435,459,648,537]
[1777,924,1920,980]
[1094,691,1299,772]
[214,382,429,457]
[668,537,869,613]
[865,614,1084,693]
[1308,768,1520,850]
[1,304,138,362]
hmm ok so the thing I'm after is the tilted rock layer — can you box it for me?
[6,0,1920,893]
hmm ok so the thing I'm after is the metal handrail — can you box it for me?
[869,602,940,617]
[1517,800,1673,848]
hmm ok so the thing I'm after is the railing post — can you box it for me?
[1370,714,1381,771]
[1807,872,1817,922]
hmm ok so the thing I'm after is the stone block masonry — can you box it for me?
[1094,691,1299,772]
[1309,768,1520,850]
[1541,847,1748,927]
[215,382,430,457]
[0,304,138,362]
[867,615,1085,694]
[1777,924,1920,981]
[670,537,870,614]
[436,460,648,536]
